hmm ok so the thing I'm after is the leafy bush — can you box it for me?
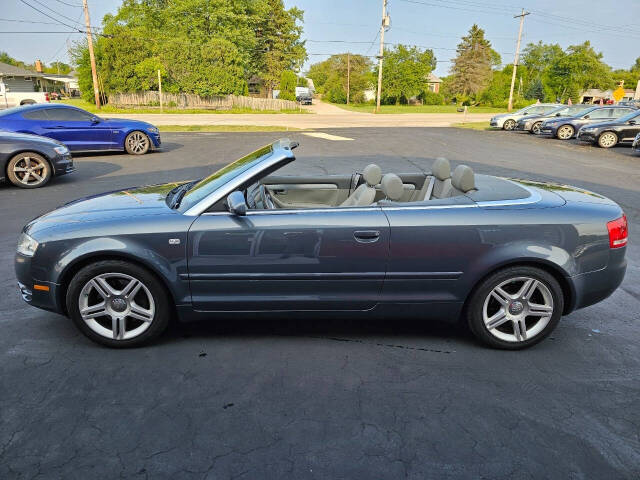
[278,70,297,101]
[419,90,444,105]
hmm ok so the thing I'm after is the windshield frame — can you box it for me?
[180,139,296,216]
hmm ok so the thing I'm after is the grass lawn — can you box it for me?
[335,103,505,114]
[158,125,304,132]
[56,98,307,115]
[450,121,492,131]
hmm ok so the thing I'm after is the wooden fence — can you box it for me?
[108,92,299,111]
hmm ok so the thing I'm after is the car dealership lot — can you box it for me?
[1,129,639,479]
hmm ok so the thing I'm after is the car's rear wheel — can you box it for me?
[556,124,574,140]
[466,266,563,350]
[598,131,618,148]
[531,122,542,135]
[6,152,51,188]
[66,260,170,347]
[125,131,150,155]
[503,119,516,131]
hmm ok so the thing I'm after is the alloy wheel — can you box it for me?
[126,132,149,154]
[482,276,554,343]
[78,273,155,340]
[557,125,574,140]
[12,156,48,186]
[598,132,617,148]
[531,122,542,135]
[503,119,516,131]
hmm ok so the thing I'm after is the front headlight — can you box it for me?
[53,145,69,155]
[581,127,596,132]
[17,233,38,257]
[148,126,159,134]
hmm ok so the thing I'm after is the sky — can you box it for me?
[1,0,639,79]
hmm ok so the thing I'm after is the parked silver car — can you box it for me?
[490,103,561,130]
[515,105,593,134]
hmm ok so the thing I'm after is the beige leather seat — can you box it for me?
[448,165,477,196]
[422,157,453,200]
[341,164,382,207]
[379,173,404,202]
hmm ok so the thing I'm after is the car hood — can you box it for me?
[0,130,64,146]
[99,118,156,130]
[491,113,513,120]
[543,116,575,124]
[25,182,183,236]
[519,114,546,122]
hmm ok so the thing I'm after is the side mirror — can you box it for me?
[90,116,100,124]
[555,113,561,116]
[628,120,637,125]
[227,191,247,216]
[583,115,590,119]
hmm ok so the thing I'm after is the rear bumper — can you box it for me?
[569,248,627,312]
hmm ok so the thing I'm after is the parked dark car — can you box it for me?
[0,104,161,155]
[1,130,74,188]
[489,103,561,130]
[632,132,640,154]
[515,104,593,134]
[297,94,312,105]
[540,105,638,140]
[576,109,640,148]
[15,139,627,350]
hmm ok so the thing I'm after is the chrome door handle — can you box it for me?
[354,230,380,243]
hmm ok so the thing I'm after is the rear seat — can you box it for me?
[448,165,477,196]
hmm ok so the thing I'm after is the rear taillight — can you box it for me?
[607,215,628,249]
[44,93,50,102]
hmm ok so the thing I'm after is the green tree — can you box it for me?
[381,44,436,104]
[278,70,297,100]
[71,0,306,103]
[307,54,373,103]
[525,77,544,101]
[521,41,564,79]
[43,61,72,74]
[449,25,495,98]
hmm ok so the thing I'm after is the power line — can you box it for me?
[0,17,62,25]
[18,0,83,31]
[29,0,88,27]
[52,0,83,6]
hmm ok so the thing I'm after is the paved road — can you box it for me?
[1,129,639,479]
[107,100,493,128]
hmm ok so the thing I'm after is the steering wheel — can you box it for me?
[259,184,275,210]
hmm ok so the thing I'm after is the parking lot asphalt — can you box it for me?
[1,128,639,479]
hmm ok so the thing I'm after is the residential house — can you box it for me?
[0,61,42,94]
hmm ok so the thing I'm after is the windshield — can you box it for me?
[548,105,591,116]
[176,144,274,213]
[616,110,640,123]
[576,106,601,118]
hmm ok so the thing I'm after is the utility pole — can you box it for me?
[158,69,163,112]
[82,0,101,108]
[507,9,529,112]
[375,0,389,113]
[346,53,350,105]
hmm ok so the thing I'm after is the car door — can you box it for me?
[379,197,480,306]
[615,109,640,143]
[41,108,112,150]
[263,174,355,208]
[187,206,390,311]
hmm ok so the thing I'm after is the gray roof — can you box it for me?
[0,62,41,77]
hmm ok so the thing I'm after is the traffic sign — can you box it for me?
[613,87,625,102]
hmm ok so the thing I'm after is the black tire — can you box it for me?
[530,122,542,135]
[503,119,516,131]
[6,152,52,188]
[124,131,151,155]
[466,266,564,350]
[66,260,171,348]
[556,124,574,140]
[597,131,618,148]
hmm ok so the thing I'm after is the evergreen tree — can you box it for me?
[525,78,544,101]
[278,70,297,100]
[449,25,494,98]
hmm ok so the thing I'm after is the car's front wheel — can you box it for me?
[7,152,51,188]
[466,266,563,350]
[531,122,542,135]
[597,131,618,148]
[125,131,151,155]
[556,124,574,140]
[66,260,170,347]
[503,119,516,131]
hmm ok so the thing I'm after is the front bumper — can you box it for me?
[149,132,162,149]
[540,125,558,136]
[632,137,640,152]
[15,253,63,314]
[576,130,597,143]
[52,152,75,177]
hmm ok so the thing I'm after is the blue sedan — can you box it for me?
[0,104,161,155]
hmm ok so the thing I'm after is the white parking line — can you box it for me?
[302,132,354,141]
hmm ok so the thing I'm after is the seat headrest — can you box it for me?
[380,173,404,201]
[431,157,451,181]
[362,164,382,186]
[451,165,475,192]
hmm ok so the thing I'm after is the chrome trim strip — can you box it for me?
[201,203,478,216]
[182,271,461,281]
[475,181,541,207]
[267,183,339,190]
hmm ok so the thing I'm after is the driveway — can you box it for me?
[1,129,639,479]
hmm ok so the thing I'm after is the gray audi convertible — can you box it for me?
[15,139,627,349]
